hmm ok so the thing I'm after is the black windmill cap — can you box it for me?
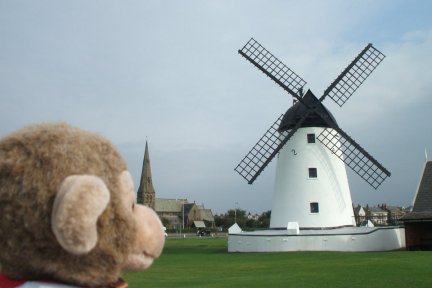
[278,89,338,132]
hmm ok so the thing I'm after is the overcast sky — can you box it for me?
[1,0,432,214]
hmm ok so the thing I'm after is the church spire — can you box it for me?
[137,141,156,209]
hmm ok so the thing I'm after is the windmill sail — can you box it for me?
[235,110,314,184]
[235,114,285,184]
[320,44,385,106]
[317,127,390,189]
[238,38,306,100]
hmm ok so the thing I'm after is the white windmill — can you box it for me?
[235,38,390,230]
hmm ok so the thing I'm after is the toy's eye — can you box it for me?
[132,203,135,210]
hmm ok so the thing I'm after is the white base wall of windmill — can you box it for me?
[270,127,355,229]
[228,226,406,252]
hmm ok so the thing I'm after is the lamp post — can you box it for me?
[182,202,185,230]
[235,202,239,223]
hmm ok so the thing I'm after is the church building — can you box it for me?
[137,141,155,209]
[136,142,215,229]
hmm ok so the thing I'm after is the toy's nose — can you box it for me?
[134,204,165,258]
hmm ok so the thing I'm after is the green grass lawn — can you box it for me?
[123,237,432,288]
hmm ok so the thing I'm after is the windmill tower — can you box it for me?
[235,38,391,229]
[137,141,156,210]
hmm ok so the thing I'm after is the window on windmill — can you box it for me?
[307,133,315,143]
[308,168,317,178]
[310,202,319,213]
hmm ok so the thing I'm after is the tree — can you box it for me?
[214,214,227,228]
[214,209,274,230]
[227,208,247,228]
[258,210,271,228]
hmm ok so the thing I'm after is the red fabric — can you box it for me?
[0,273,26,288]
[0,273,128,288]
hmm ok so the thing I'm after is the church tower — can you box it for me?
[137,141,156,210]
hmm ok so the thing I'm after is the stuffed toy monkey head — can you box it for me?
[0,123,165,287]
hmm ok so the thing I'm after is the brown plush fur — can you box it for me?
[0,123,137,286]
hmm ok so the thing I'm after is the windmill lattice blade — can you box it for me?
[239,38,306,98]
[235,115,288,184]
[235,109,314,184]
[317,127,391,189]
[321,44,385,107]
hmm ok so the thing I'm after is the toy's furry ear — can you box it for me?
[51,175,110,255]
[118,170,135,197]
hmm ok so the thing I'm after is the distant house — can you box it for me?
[383,205,404,217]
[353,204,366,226]
[381,204,406,225]
[366,206,388,225]
[400,160,432,250]
[247,213,260,221]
